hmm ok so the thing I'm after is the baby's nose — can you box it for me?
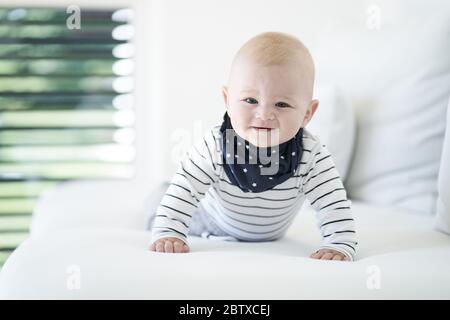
[256,105,275,121]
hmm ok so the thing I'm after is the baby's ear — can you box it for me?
[222,86,229,107]
[302,99,319,127]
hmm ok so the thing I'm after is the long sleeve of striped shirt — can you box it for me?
[300,137,358,260]
[150,130,220,245]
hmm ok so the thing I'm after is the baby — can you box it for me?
[147,32,358,261]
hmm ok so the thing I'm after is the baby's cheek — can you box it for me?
[290,119,304,134]
[229,111,247,128]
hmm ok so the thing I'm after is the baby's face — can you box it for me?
[223,58,318,148]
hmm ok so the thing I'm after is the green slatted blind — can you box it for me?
[0,7,136,267]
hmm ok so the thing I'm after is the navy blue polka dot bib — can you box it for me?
[219,112,304,193]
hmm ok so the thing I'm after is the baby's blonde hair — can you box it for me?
[229,32,315,99]
[233,31,313,67]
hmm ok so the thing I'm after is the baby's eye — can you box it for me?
[242,97,258,104]
[275,102,291,108]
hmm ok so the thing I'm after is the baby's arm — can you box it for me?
[149,131,219,253]
[302,143,358,261]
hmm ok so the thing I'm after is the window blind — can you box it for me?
[0,7,135,268]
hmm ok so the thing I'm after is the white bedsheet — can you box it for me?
[1,199,449,299]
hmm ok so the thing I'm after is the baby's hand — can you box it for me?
[310,249,349,261]
[149,237,190,253]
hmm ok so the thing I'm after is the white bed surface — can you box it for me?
[0,201,449,299]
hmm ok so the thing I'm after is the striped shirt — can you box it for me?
[150,125,358,260]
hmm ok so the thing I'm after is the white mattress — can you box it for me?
[1,200,449,299]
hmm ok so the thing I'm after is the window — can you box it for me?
[0,7,135,268]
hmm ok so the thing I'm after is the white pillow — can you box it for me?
[435,97,450,234]
[307,84,355,182]
[313,1,450,214]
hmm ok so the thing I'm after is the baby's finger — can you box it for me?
[173,241,184,253]
[149,243,156,251]
[155,241,165,252]
[310,251,324,259]
[320,252,334,260]
[332,255,343,261]
[182,244,190,253]
[164,240,174,253]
